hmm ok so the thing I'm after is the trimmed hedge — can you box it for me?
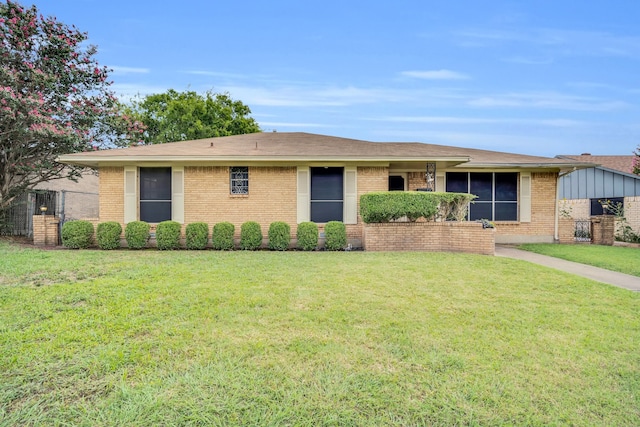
[297,221,318,251]
[324,221,347,251]
[61,220,94,249]
[212,222,235,250]
[156,220,182,250]
[360,191,476,223]
[433,192,477,221]
[125,221,150,250]
[268,221,290,251]
[240,221,263,250]
[96,221,122,250]
[185,222,209,250]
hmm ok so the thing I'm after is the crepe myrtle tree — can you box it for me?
[633,145,640,175]
[0,1,145,211]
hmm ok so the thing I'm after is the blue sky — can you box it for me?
[37,0,640,156]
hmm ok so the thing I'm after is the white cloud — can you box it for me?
[382,116,584,127]
[467,92,628,112]
[109,66,150,74]
[401,70,470,80]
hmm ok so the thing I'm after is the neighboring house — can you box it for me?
[58,132,591,245]
[556,154,640,232]
[2,170,98,236]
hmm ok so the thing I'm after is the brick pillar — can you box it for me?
[558,218,574,244]
[591,215,615,246]
[33,215,60,246]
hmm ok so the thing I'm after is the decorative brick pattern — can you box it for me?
[363,222,495,255]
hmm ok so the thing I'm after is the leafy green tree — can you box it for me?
[633,145,640,175]
[123,89,261,144]
[0,1,144,211]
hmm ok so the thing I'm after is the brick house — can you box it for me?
[58,132,590,246]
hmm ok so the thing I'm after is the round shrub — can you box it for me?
[324,221,347,251]
[240,221,263,250]
[185,222,209,250]
[96,221,122,250]
[156,220,182,250]
[268,221,291,251]
[212,222,235,250]
[297,221,318,251]
[61,220,94,249]
[125,221,150,250]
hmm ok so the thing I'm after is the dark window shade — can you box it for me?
[388,175,405,191]
[495,173,518,201]
[140,167,172,223]
[446,172,468,193]
[446,172,519,221]
[470,173,492,201]
[590,197,623,216]
[140,168,171,201]
[311,167,344,222]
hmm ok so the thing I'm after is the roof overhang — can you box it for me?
[56,155,472,169]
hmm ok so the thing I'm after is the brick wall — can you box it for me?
[592,215,615,245]
[363,222,495,255]
[558,217,574,244]
[33,215,60,246]
[495,172,557,243]
[98,167,124,222]
[184,166,298,238]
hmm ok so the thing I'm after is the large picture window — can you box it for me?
[446,172,518,221]
[140,167,172,223]
[311,167,343,222]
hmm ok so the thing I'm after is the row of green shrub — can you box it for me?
[61,220,348,251]
[359,191,477,223]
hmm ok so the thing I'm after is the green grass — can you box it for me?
[1,240,639,426]
[519,243,640,277]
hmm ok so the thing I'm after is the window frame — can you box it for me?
[230,166,249,195]
[445,172,519,221]
[139,167,172,223]
[310,166,344,223]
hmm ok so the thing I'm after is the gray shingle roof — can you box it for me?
[59,132,591,169]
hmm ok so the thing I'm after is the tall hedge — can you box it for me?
[297,221,318,251]
[125,221,150,250]
[240,221,263,250]
[212,222,235,250]
[360,192,476,223]
[268,221,290,251]
[61,220,94,249]
[324,221,347,251]
[96,221,122,250]
[185,222,209,250]
[156,220,182,250]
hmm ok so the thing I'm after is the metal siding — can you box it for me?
[558,167,640,199]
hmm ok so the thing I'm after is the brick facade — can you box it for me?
[95,165,560,247]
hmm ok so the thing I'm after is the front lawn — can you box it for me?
[1,241,639,425]
[519,243,640,277]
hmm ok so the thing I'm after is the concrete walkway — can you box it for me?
[495,245,640,292]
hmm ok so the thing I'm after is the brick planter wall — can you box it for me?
[592,215,615,246]
[363,221,495,255]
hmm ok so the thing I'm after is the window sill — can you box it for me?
[229,194,249,199]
